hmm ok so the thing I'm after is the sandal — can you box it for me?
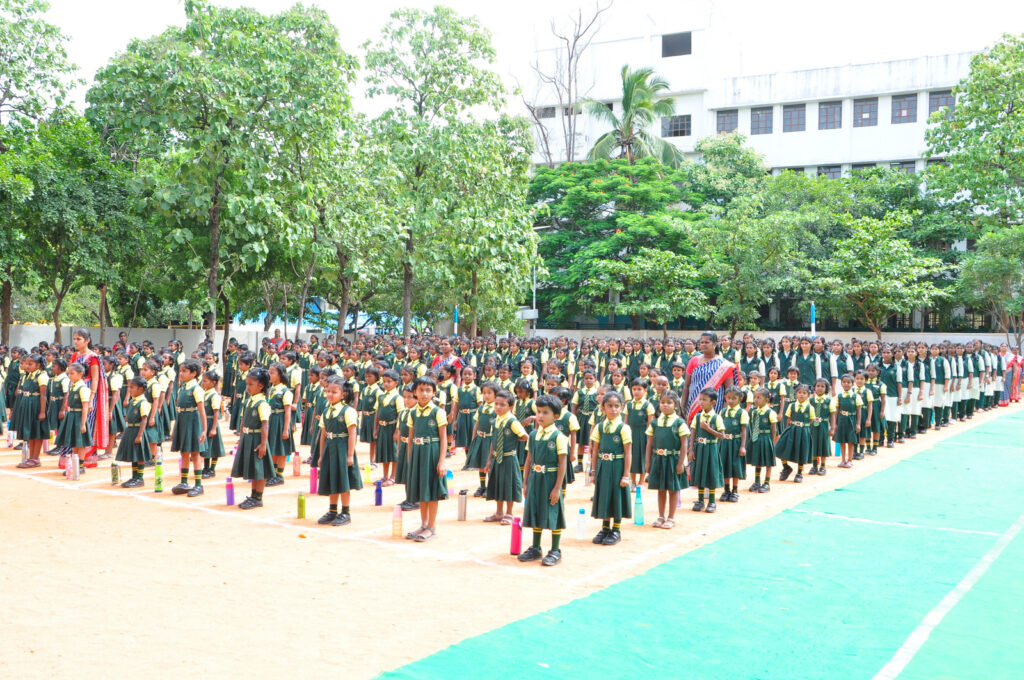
[406,526,426,540]
[500,514,513,526]
[483,513,503,522]
[414,528,436,542]
[651,516,665,528]
[97,452,113,460]
[16,458,40,469]
[662,518,675,529]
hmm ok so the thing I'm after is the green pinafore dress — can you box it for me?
[646,415,689,492]
[485,413,524,503]
[834,390,860,445]
[116,396,152,463]
[405,405,448,503]
[590,420,631,520]
[522,426,566,530]
[170,380,204,453]
[690,411,724,490]
[745,407,777,468]
[55,381,90,448]
[374,390,401,464]
[465,402,495,469]
[230,394,275,481]
[203,390,225,460]
[626,399,651,475]
[266,384,294,458]
[317,403,362,495]
[719,406,746,480]
[454,385,480,449]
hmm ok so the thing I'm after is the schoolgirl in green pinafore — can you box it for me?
[405,404,448,503]
[358,380,381,444]
[572,384,598,447]
[808,391,833,466]
[231,392,275,481]
[776,397,815,469]
[745,405,778,471]
[116,394,152,465]
[395,399,412,486]
[317,401,362,495]
[266,383,294,459]
[143,377,165,443]
[47,368,69,432]
[374,387,402,464]
[453,382,481,450]
[719,402,748,483]
[56,379,91,448]
[229,367,250,432]
[107,368,126,436]
[553,408,579,486]
[626,396,654,478]
[645,414,690,492]
[590,417,632,522]
[14,368,50,442]
[300,378,322,446]
[171,378,206,454]
[465,401,495,470]
[202,387,225,463]
[833,388,862,445]
[689,410,725,495]
[485,410,525,505]
[514,395,537,469]
[157,366,174,439]
[522,424,567,530]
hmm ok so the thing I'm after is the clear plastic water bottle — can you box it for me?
[576,508,587,540]
[633,485,644,526]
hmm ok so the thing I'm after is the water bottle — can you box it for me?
[633,485,644,526]
[309,467,318,494]
[297,492,306,519]
[154,453,164,492]
[576,508,587,540]
[292,450,301,476]
[6,427,13,448]
[21,442,28,463]
[70,453,80,481]
[374,479,383,506]
[363,464,372,485]
[445,469,454,492]
[111,462,120,486]
[225,477,235,505]
[584,460,591,486]
[510,516,523,555]
[392,504,403,538]
[457,489,468,520]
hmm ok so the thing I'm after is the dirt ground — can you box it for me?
[1,406,1013,680]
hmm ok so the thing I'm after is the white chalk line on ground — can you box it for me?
[873,511,1024,680]
[0,467,567,585]
[786,509,1007,537]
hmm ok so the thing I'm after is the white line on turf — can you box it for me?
[786,509,1006,537]
[872,512,1024,680]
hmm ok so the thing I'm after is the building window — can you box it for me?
[817,165,841,179]
[783,104,806,132]
[851,162,876,172]
[661,114,691,137]
[891,94,917,124]
[603,102,614,112]
[534,106,555,119]
[716,109,738,133]
[818,101,842,130]
[929,90,954,119]
[891,160,917,174]
[750,106,773,135]
[562,104,580,117]
[662,32,692,57]
[853,97,878,127]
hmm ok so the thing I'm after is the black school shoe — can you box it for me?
[265,475,283,487]
[758,482,771,493]
[318,511,338,524]
[171,482,191,495]
[473,486,486,498]
[121,478,144,488]
[238,496,263,509]
[187,485,204,497]
[794,472,804,483]
[779,464,793,481]
[818,467,827,476]
[541,549,562,566]
[748,482,761,492]
[601,529,621,545]
[331,513,351,526]
[705,502,717,513]
[201,469,215,479]
[400,500,419,511]
[573,462,583,473]
[592,528,610,544]
[692,500,705,512]
[518,546,543,561]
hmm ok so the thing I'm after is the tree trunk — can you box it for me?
[662,321,668,340]
[52,296,65,344]
[1,275,11,345]
[98,283,108,345]
[402,231,413,337]
[220,290,232,373]
[469,270,478,338]
[283,286,288,340]
[205,162,226,342]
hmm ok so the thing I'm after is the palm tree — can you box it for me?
[581,65,685,167]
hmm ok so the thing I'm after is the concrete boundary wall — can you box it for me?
[531,328,1018,347]
[5,325,326,352]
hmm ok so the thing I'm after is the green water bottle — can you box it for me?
[297,492,306,519]
[111,462,120,486]
[154,453,164,493]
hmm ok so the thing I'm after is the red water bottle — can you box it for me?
[510,517,523,555]
[309,466,318,494]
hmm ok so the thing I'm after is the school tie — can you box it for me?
[493,419,507,464]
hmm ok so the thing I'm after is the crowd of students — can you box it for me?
[4,329,1020,567]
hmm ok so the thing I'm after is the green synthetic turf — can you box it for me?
[381,413,1024,680]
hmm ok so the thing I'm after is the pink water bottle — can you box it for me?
[225,477,235,506]
[292,451,301,476]
[510,517,523,555]
[309,466,318,494]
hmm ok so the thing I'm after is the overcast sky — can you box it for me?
[46,0,1021,116]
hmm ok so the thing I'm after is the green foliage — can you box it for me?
[926,34,1024,233]
[582,65,684,168]
[958,225,1024,347]
[810,213,951,339]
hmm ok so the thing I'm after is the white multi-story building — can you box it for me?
[527,7,974,175]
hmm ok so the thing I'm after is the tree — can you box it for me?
[926,34,1024,234]
[958,225,1024,349]
[9,114,137,342]
[811,213,951,339]
[0,0,77,343]
[87,0,355,341]
[364,6,513,336]
[581,65,684,168]
[523,2,609,166]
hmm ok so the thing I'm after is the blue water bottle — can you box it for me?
[374,479,383,506]
[445,469,454,493]
[633,485,644,526]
